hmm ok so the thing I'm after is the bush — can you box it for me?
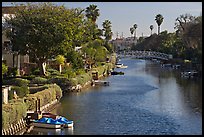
[7,67,18,77]
[24,84,62,111]
[75,73,92,85]
[2,63,8,78]
[31,68,40,75]
[75,68,86,75]
[8,90,14,100]
[11,86,29,98]
[3,78,30,87]
[62,67,76,79]
[29,86,49,94]
[2,99,27,129]
[48,77,72,93]
[30,76,48,85]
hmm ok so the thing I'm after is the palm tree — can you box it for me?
[150,25,154,35]
[133,24,137,40]
[85,4,100,23]
[130,27,134,37]
[102,20,113,52]
[102,20,113,42]
[155,14,164,34]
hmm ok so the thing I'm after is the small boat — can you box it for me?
[116,63,128,68]
[120,65,128,68]
[32,117,63,129]
[181,70,198,77]
[116,63,123,68]
[94,80,109,86]
[32,116,74,129]
[111,71,124,75]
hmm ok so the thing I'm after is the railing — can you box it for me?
[117,51,172,60]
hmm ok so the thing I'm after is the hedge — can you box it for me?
[30,76,48,85]
[11,86,29,98]
[47,77,72,93]
[2,99,27,129]
[2,78,30,87]
[24,84,62,111]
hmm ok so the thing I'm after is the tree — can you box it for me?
[102,20,113,52]
[5,2,84,76]
[85,4,100,23]
[55,55,65,73]
[130,27,134,37]
[2,63,8,78]
[155,14,164,34]
[133,24,138,40]
[150,25,154,35]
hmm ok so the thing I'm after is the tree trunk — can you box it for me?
[158,26,160,34]
[38,61,46,76]
[59,64,62,73]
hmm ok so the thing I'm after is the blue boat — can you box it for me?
[32,116,74,129]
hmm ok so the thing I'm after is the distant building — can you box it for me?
[2,6,30,75]
[110,37,137,52]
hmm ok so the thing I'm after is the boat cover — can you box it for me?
[35,117,73,125]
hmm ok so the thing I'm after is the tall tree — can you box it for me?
[5,2,84,75]
[85,4,100,23]
[102,20,113,42]
[130,27,134,37]
[155,14,164,34]
[150,25,154,35]
[133,24,138,40]
[102,20,113,52]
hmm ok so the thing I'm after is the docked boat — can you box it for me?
[32,116,74,129]
[111,71,124,75]
[94,80,110,86]
[116,63,128,68]
[120,65,128,68]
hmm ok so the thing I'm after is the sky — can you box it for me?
[2,2,202,39]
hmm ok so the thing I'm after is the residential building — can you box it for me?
[2,6,30,75]
[110,37,137,52]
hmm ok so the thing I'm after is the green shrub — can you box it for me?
[30,77,48,84]
[62,67,76,79]
[8,90,14,100]
[29,86,49,94]
[11,86,29,98]
[48,77,72,93]
[2,63,8,78]
[31,68,40,75]
[7,67,18,77]
[46,84,62,100]
[75,68,86,75]
[2,99,27,129]
[24,84,62,111]
[3,78,30,87]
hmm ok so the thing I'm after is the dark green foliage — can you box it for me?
[29,85,49,94]
[2,63,8,78]
[3,78,30,87]
[30,76,48,85]
[48,77,72,93]
[7,67,18,77]
[24,84,62,110]
[11,86,30,98]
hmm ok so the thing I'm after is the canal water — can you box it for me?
[28,58,202,135]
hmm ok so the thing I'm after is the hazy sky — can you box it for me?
[2,2,202,39]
